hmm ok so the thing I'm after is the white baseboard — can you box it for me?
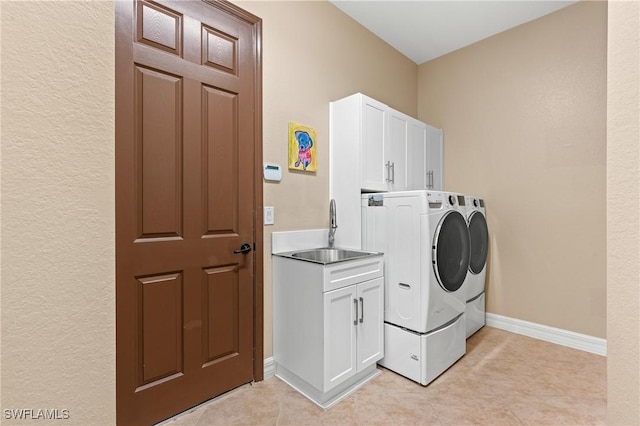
[486,313,607,356]
[263,356,276,379]
[264,317,606,381]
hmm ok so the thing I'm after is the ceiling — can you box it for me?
[329,0,578,64]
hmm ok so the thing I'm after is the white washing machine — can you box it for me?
[361,190,470,385]
[463,195,489,338]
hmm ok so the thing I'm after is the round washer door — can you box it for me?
[468,211,489,274]
[433,210,471,292]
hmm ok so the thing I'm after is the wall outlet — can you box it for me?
[264,206,274,225]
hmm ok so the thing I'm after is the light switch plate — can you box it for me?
[264,206,274,225]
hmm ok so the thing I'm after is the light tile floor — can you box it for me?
[162,327,607,425]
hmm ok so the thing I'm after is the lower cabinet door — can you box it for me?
[323,285,357,392]
[356,277,384,369]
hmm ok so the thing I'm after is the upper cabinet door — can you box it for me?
[387,110,409,191]
[360,96,388,192]
[426,125,444,191]
[407,119,427,189]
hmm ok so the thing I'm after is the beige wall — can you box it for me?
[0,1,116,424]
[234,0,418,358]
[607,1,640,424]
[418,1,607,338]
[1,0,639,424]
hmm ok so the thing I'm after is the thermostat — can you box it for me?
[263,163,282,182]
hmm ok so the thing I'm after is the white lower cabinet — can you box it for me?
[324,277,384,391]
[355,278,385,369]
[273,254,384,408]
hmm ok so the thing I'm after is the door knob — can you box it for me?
[233,243,252,254]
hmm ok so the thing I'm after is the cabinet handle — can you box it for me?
[390,162,395,184]
[385,161,391,183]
[353,298,358,326]
[359,297,364,323]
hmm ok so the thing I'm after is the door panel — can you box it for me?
[202,86,238,235]
[136,0,182,55]
[116,1,261,424]
[357,277,384,368]
[202,25,237,74]
[134,65,183,239]
[426,125,443,190]
[202,265,240,364]
[138,272,183,386]
[324,285,357,392]
[407,120,426,189]
[361,97,387,191]
[388,111,408,190]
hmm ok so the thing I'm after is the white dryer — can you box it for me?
[463,196,489,338]
[361,190,470,385]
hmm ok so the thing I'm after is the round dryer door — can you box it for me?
[468,211,489,274]
[433,210,471,292]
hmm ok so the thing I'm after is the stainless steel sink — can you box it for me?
[275,248,381,265]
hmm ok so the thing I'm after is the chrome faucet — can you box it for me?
[328,199,338,248]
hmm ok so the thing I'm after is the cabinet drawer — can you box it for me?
[323,256,383,292]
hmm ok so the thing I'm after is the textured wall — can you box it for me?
[234,0,418,358]
[4,0,637,423]
[0,1,115,424]
[607,1,640,423]
[417,1,607,338]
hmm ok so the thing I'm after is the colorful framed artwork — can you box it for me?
[288,122,317,172]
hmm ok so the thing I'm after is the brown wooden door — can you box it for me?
[115,1,262,424]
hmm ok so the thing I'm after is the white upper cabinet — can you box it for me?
[425,125,444,191]
[360,96,388,191]
[358,95,409,191]
[407,122,444,191]
[387,110,409,191]
[330,93,443,248]
[407,118,427,189]
[331,93,414,193]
